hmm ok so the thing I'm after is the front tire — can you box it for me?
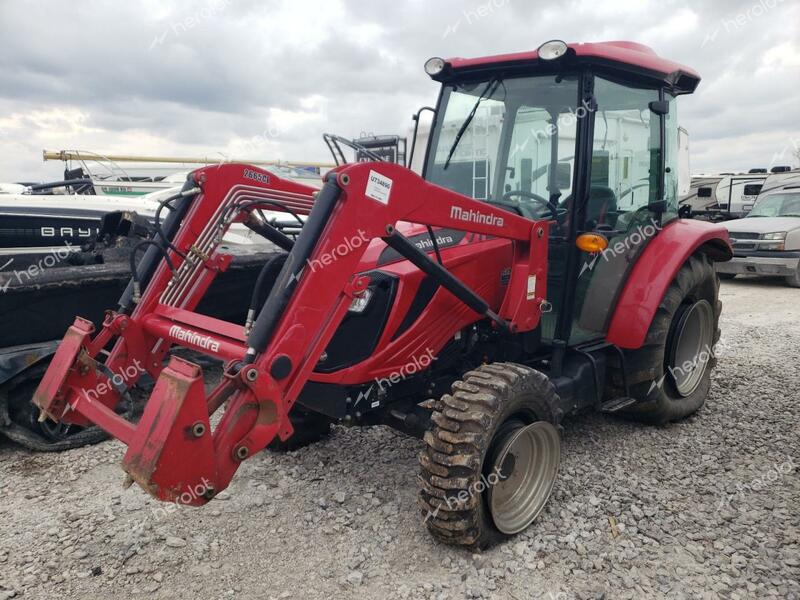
[784,264,800,288]
[418,363,562,549]
[614,253,721,424]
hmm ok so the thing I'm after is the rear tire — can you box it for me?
[612,253,721,424]
[418,363,562,549]
[718,273,736,280]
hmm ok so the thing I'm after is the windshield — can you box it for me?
[748,192,800,217]
[425,75,580,219]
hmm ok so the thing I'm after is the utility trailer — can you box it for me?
[32,41,731,548]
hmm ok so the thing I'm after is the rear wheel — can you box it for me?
[612,253,721,424]
[418,363,562,549]
[718,273,736,281]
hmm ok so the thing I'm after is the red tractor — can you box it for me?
[33,40,731,548]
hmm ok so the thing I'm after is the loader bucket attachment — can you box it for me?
[32,317,95,422]
[122,356,216,504]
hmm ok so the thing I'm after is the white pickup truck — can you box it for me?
[717,189,800,287]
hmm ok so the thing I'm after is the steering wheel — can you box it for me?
[323,133,385,166]
[501,190,559,221]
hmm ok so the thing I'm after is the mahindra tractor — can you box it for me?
[32,40,732,548]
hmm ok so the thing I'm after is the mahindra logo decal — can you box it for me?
[168,325,221,352]
[450,205,504,228]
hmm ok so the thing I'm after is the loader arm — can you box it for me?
[33,161,549,504]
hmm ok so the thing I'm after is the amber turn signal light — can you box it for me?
[575,233,609,253]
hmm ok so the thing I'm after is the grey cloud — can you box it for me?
[0,0,797,181]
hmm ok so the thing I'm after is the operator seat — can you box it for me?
[556,185,619,230]
[585,185,618,229]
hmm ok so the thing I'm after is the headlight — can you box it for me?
[424,57,446,76]
[348,288,373,313]
[537,40,569,61]
[762,232,787,240]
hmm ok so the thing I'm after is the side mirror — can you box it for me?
[648,100,670,115]
[408,106,437,170]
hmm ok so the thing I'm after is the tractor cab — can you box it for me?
[420,40,698,344]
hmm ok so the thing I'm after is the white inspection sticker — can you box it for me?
[527,274,537,300]
[365,170,393,205]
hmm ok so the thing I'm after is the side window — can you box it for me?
[743,184,763,197]
[590,78,661,230]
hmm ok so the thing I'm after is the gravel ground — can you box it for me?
[1,275,798,600]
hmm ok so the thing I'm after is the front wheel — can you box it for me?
[418,363,562,549]
[612,253,722,424]
[784,263,800,288]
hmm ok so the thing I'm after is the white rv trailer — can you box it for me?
[680,172,769,220]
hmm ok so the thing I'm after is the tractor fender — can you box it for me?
[605,219,732,349]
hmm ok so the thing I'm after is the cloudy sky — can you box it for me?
[0,0,798,182]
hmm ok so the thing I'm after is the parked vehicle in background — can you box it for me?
[680,171,771,221]
[756,167,800,199]
[717,188,800,286]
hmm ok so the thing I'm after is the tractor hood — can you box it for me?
[356,220,480,271]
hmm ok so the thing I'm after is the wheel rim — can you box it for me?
[488,420,560,535]
[36,418,75,442]
[668,299,715,397]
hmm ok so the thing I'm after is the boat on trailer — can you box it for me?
[41,149,330,196]
[0,163,322,450]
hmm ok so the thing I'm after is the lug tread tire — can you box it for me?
[611,252,721,424]
[418,362,561,549]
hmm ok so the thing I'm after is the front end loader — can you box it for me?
[33,40,732,548]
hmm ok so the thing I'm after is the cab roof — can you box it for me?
[437,41,701,95]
